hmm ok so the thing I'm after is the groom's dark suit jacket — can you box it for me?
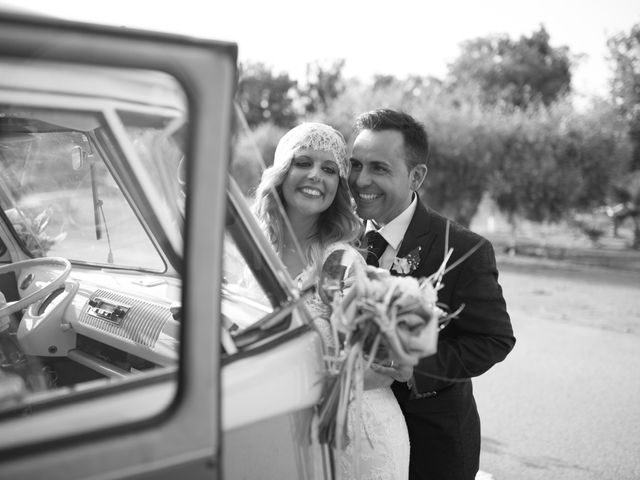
[389,199,515,480]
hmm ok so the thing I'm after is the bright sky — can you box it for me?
[4,0,640,98]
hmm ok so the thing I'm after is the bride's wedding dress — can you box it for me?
[302,243,410,480]
[341,386,410,479]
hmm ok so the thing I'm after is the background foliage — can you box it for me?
[235,24,640,248]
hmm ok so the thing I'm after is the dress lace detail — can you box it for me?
[303,243,410,480]
[340,387,409,480]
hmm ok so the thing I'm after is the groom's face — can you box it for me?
[349,129,415,225]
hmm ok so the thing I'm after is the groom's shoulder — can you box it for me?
[426,211,497,274]
[425,208,485,244]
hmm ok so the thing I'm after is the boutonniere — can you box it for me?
[391,246,422,275]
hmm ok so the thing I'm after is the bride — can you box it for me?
[253,122,411,479]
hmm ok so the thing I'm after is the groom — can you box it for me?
[348,109,515,480]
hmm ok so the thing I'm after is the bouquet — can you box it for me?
[316,248,461,468]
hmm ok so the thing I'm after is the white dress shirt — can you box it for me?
[365,195,418,270]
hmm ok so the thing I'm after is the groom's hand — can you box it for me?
[370,361,413,383]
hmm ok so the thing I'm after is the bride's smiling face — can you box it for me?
[282,149,340,218]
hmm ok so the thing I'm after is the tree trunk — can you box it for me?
[507,213,518,255]
[632,215,640,249]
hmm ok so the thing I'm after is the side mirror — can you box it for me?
[318,249,349,305]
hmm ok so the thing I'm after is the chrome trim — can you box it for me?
[79,289,170,348]
[67,349,129,378]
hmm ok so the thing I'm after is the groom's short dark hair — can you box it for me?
[353,109,429,169]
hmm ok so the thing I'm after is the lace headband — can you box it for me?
[273,122,349,178]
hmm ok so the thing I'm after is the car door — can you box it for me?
[219,172,331,479]
[0,11,235,479]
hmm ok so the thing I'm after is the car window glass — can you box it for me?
[222,231,273,329]
[0,61,184,421]
[0,109,164,270]
[229,105,302,257]
[219,107,307,349]
[118,109,186,256]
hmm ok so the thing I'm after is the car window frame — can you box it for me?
[0,11,237,479]
[222,177,314,354]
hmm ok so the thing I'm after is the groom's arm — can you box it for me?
[411,240,515,395]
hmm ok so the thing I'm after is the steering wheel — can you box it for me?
[0,257,72,318]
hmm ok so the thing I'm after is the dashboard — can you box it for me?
[14,262,180,386]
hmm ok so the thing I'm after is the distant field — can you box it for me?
[496,255,640,336]
[470,193,638,252]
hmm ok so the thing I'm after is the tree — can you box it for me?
[489,116,572,226]
[448,26,572,108]
[236,62,298,128]
[485,101,630,244]
[372,74,397,90]
[608,23,640,170]
[608,23,640,247]
[231,122,286,196]
[418,101,497,227]
[298,59,346,115]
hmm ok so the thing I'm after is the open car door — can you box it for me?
[0,11,235,479]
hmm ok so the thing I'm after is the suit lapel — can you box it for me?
[393,197,439,276]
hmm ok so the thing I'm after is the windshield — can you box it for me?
[118,109,186,252]
[0,107,184,271]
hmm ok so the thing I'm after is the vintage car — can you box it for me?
[0,11,330,480]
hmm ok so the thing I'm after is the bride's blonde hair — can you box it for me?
[253,123,363,273]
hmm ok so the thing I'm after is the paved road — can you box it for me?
[473,263,640,480]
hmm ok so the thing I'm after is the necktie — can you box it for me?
[365,230,388,267]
